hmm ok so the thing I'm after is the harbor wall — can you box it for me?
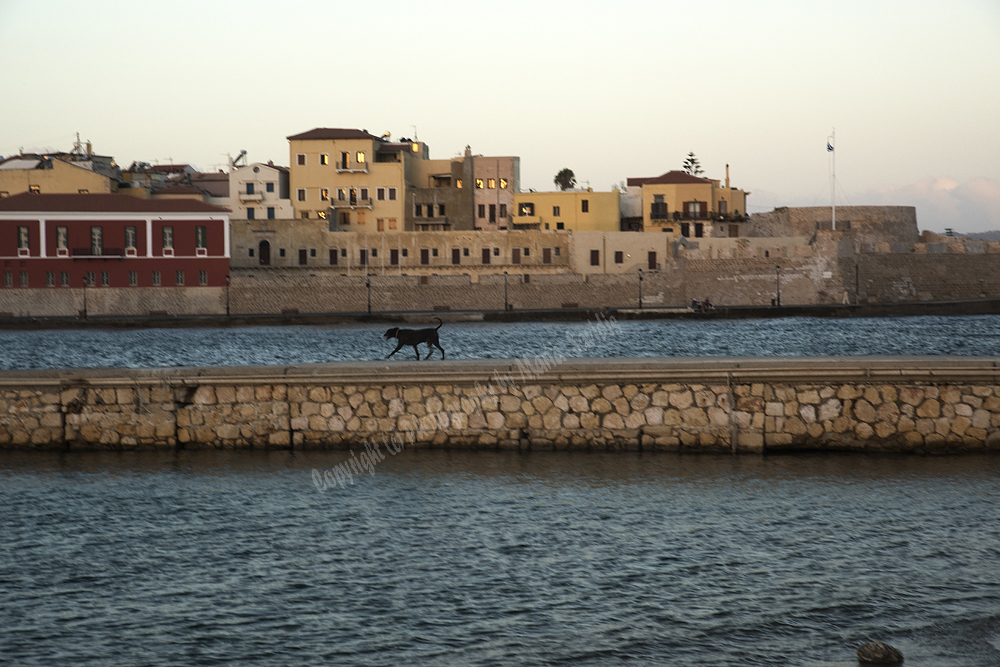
[3,358,1000,453]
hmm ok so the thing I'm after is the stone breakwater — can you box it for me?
[2,358,1000,453]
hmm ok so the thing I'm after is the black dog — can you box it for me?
[384,317,446,360]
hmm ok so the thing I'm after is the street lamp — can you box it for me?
[366,275,372,315]
[638,268,644,310]
[225,275,231,316]
[82,274,88,319]
[503,271,508,312]
[775,265,781,307]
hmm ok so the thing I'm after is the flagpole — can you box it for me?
[829,128,836,231]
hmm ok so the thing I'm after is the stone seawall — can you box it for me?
[3,358,1000,453]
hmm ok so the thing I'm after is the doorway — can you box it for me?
[258,240,270,266]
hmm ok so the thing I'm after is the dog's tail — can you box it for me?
[434,316,443,330]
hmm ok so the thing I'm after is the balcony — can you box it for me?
[335,163,369,174]
[72,247,124,259]
[650,203,670,220]
[239,191,264,203]
[413,217,451,229]
[332,198,374,209]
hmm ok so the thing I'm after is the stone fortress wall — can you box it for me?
[3,359,999,453]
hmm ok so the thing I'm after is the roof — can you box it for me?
[153,185,204,196]
[0,193,228,214]
[0,158,42,170]
[286,128,380,141]
[627,170,711,187]
[147,164,192,174]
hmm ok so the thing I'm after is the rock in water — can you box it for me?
[857,641,904,664]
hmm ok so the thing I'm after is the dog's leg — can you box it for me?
[412,345,421,360]
[387,342,404,359]
[433,342,445,360]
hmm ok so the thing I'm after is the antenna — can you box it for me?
[411,125,418,141]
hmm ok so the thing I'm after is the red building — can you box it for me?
[0,193,229,291]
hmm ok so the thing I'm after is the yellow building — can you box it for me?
[627,167,749,237]
[511,189,620,232]
[0,155,116,197]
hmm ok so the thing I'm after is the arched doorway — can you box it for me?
[259,240,270,266]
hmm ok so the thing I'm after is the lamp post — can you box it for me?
[775,265,781,307]
[638,268,644,310]
[366,275,372,315]
[225,275,230,316]
[82,274,88,320]
[503,271,508,312]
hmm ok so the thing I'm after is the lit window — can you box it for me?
[320,188,329,201]
[356,152,366,164]
[317,211,327,219]
[475,179,484,189]
[499,178,508,189]
[338,188,346,201]
[297,189,306,201]
[487,178,496,189]
[456,179,463,189]
[78,189,89,194]
[320,154,329,165]
[29,185,40,194]
[411,143,419,152]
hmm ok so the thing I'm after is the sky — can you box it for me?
[1,0,998,232]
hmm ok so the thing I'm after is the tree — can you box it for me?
[554,168,576,191]
[683,152,704,176]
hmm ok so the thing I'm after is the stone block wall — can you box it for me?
[3,359,1000,453]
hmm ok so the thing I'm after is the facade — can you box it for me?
[471,155,519,230]
[0,193,229,291]
[512,189,620,232]
[0,156,117,197]
[627,167,749,237]
[229,162,292,221]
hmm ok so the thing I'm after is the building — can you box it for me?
[228,162,292,221]
[0,193,229,295]
[512,189,620,232]
[471,154,519,230]
[0,154,118,197]
[626,166,749,237]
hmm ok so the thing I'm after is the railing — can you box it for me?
[332,198,373,209]
[239,191,264,202]
[335,163,369,174]
[650,203,670,220]
[72,247,123,258]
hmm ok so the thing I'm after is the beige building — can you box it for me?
[512,189,620,232]
[627,167,749,237]
[0,155,116,197]
[229,162,292,221]
[471,154,519,230]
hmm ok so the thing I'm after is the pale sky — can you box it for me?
[1,0,998,232]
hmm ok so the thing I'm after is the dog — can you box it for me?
[384,317,446,360]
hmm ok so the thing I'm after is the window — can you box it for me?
[426,206,433,219]
[297,189,306,201]
[356,152,365,164]
[475,179,484,189]
[199,270,208,286]
[512,248,521,264]
[85,271,95,287]
[489,204,496,223]
[60,272,69,287]
[78,189,88,194]
[56,227,67,252]
[152,270,161,286]
[101,271,109,287]
[247,182,255,195]
[681,223,690,237]
[615,251,624,264]
[29,185,40,194]
[329,249,338,265]
[320,188,329,201]
[162,226,173,250]
[543,247,552,264]
[360,249,368,266]
[456,179,463,189]
[388,187,397,200]
[341,248,347,258]
[582,199,589,213]
[377,219,384,231]
[499,204,506,218]
[377,187,385,201]
[3,272,11,287]
[301,211,310,219]
[439,204,446,216]
[401,248,408,257]
[267,207,275,220]
[249,248,255,257]
[360,187,368,200]
[129,271,137,287]
[247,207,255,220]
[463,248,469,256]
[557,222,564,230]
[421,248,429,265]
[389,218,397,230]
[46,272,54,287]
[320,154,329,165]
[299,249,307,265]
[338,188,347,201]
[341,152,349,168]
[590,250,600,266]
[719,200,728,214]
[452,248,461,265]
[266,182,274,193]
[518,202,534,216]
[478,204,486,219]
[415,204,423,217]
[482,248,491,264]
[20,272,28,287]
[125,226,136,250]
[432,248,438,257]
[694,222,704,238]
[685,201,703,218]
[196,226,207,249]
[17,226,29,249]
[500,178,508,189]
[318,210,327,220]
[340,211,350,226]
[523,247,530,257]
[0,191,8,197]
[176,270,184,286]
[493,247,499,256]
[297,154,306,165]
[487,178,496,189]
[279,248,286,257]
[553,206,560,217]
[91,226,103,255]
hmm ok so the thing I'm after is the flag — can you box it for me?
[826,141,834,152]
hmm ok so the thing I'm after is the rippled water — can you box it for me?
[1,451,998,666]
[1,314,999,370]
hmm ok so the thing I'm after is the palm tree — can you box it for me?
[554,168,576,191]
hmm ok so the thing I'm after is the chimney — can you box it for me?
[725,164,730,189]
[86,141,92,155]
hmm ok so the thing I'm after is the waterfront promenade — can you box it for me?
[3,356,999,453]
